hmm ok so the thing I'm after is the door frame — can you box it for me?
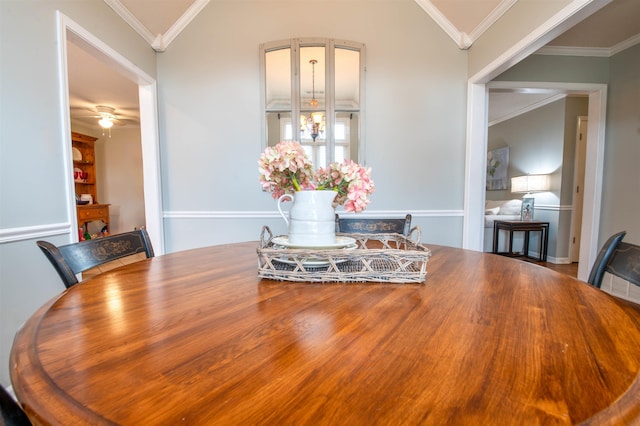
[464,81,606,281]
[57,12,165,254]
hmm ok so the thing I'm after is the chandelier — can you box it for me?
[300,59,325,141]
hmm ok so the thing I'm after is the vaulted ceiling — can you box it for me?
[68,0,640,129]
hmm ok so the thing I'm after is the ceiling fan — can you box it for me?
[70,105,139,129]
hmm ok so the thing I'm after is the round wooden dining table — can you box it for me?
[10,242,640,425]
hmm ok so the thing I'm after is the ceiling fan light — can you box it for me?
[98,117,114,128]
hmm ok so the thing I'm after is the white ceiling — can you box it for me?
[68,0,640,130]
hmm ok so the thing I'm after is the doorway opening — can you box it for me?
[465,81,607,282]
[57,12,164,253]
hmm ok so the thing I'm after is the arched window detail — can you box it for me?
[261,38,365,168]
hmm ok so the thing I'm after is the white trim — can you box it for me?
[161,0,210,51]
[468,0,612,83]
[467,0,518,46]
[535,204,573,211]
[138,83,166,252]
[612,33,640,56]
[579,85,607,280]
[489,93,566,126]
[535,45,611,57]
[103,0,156,48]
[462,83,488,250]
[104,0,209,52]
[163,210,464,219]
[535,33,640,57]
[414,0,471,49]
[546,256,572,265]
[414,0,517,50]
[0,223,71,244]
[58,13,165,254]
[56,14,77,248]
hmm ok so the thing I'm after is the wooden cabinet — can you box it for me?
[72,132,98,202]
[72,131,109,234]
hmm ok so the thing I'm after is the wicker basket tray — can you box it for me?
[257,226,431,283]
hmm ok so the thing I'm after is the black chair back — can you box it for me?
[336,214,412,237]
[588,231,626,288]
[37,229,154,288]
[604,242,640,287]
[0,386,31,426]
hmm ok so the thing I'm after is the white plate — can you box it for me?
[72,147,82,162]
[274,244,357,267]
[275,257,349,268]
[271,235,356,249]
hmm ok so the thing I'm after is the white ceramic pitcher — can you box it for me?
[277,190,337,246]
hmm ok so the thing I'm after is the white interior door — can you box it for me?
[569,116,587,263]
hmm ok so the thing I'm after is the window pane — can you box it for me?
[266,112,292,147]
[300,46,325,110]
[335,111,358,161]
[335,48,359,109]
[265,48,291,110]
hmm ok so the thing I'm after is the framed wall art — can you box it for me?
[486,147,509,191]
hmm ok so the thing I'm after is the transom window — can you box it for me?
[261,38,365,168]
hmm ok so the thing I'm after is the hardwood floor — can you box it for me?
[544,262,579,278]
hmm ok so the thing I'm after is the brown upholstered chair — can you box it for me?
[37,229,154,289]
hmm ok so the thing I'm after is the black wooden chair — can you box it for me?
[336,214,413,237]
[595,241,640,288]
[37,229,154,289]
[587,231,627,288]
[0,385,31,426]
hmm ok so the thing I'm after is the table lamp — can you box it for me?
[511,174,550,220]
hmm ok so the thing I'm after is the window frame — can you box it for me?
[260,38,366,166]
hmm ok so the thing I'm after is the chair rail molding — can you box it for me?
[0,223,71,244]
[163,209,464,219]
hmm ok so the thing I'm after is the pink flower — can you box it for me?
[259,141,374,212]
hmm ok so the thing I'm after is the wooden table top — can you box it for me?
[11,242,640,425]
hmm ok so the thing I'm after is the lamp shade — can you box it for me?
[511,174,550,193]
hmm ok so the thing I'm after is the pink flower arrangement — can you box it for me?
[258,141,375,213]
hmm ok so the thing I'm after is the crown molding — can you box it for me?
[536,32,640,57]
[535,45,611,57]
[415,0,516,50]
[104,0,156,47]
[414,0,471,49]
[611,32,640,56]
[104,0,210,52]
[467,0,518,43]
[488,93,566,127]
[157,0,210,51]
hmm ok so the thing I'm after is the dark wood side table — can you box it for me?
[493,220,549,262]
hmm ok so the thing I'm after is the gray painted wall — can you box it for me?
[493,48,640,249]
[487,97,589,260]
[601,44,640,244]
[157,0,468,252]
[0,0,156,387]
